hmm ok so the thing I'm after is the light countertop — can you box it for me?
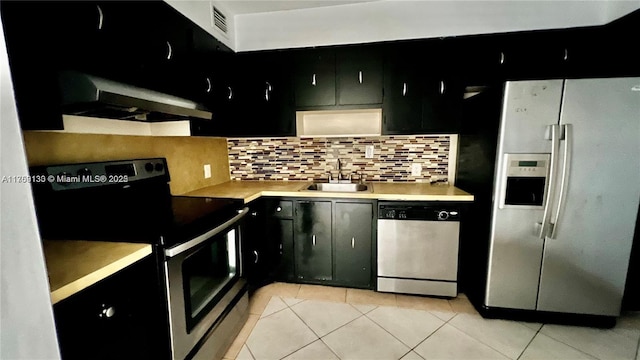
[43,240,152,304]
[182,180,473,203]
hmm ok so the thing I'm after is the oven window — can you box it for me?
[182,228,239,330]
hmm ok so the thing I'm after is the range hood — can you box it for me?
[58,71,212,121]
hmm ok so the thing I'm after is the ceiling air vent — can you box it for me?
[212,6,228,34]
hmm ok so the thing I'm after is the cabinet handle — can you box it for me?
[358,71,363,84]
[96,5,104,30]
[312,235,316,246]
[205,77,212,93]
[99,304,115,318]
[265,82,272,101]
[499,51,505,65]
[228,87,233,100]
[439,80,445,95]
[254,250,259,264]
[251,211,258,217]
[351,237,355,249]
[402,82,407,96]
[166,41,173,60]
[563,48,569,61]
[312,74,317,86]
[276,206,282,212]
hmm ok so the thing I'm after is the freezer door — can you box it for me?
[498,81,564,153]
[537,77,640,316]
[485,80,564,309]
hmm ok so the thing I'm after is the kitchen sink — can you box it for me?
[305,183,370,192]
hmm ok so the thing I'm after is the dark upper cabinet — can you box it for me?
[239,52,295,137]
[192,51,295,138]
[293,49,337,107]
[293,46,383,108]
[294,200,333,282]
[500,31,569,80]
[0,1,64,130]
[334,202,373,288]
[382,45,423,134]
[336,47,383,105]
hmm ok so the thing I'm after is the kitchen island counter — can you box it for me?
[42,240,152,304]
[182,180,473,202]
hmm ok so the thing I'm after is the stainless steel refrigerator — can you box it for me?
[483,78,640,317]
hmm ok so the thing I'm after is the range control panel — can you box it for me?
[30,158,170,191]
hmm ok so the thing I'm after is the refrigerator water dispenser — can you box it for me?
[499,153,550,209]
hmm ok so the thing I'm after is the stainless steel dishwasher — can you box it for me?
[377,202,461,297]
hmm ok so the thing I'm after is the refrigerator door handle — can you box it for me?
[538,124,560,239]
[550,123,572,239]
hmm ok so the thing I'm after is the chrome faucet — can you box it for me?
[337,159,342,180]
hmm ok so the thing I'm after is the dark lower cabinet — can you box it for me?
[294,200,333,281]
[334,202,373,288]
[266,200,295,282]
[243,199,272,290]
[53,255,170,360]
[291,199,374,288]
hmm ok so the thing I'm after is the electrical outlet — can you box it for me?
[365,145,374,159]
[411,163,422,176]
[204,164,211,179]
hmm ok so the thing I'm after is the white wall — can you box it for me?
[235,0,639,52]
[0,18,61,360]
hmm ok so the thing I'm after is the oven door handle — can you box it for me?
[164,207,250,258]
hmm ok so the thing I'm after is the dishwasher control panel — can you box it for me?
[378,204,460,221]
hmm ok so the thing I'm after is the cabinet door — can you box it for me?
[421,77,463,133]
[266,200,295,282]
[273,219,295,282]
[501,31,568,80]
[240,52,295,137]
[243,201,271,288]
[382,46,423,134]
[334,202,373,288]
[293,50,336,107]
[0,1,64,130]
[294,201,333,281]
[336,47,383,105]
[53,256,170,360]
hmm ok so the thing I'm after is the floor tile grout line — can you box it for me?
[318,337,343,360]
[282,303,356,360]
[445,314,538,360]
[537,325,608,360]
[362,308,445,351]
[245,343,257,360]
[409,317,452,355]
[515,326,543,360]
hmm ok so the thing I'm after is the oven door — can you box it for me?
[164,207,249,360]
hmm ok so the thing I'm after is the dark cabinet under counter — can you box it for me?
[53,255,170,360]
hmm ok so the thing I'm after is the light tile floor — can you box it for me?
[223,283,640,360]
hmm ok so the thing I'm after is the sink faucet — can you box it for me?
[337,159,342,180]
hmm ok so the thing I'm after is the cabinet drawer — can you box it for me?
[271,201,293,218]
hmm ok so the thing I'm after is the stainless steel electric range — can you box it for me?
[30,158,249,360]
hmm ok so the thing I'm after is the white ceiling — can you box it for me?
[167,0,640,52]
[217,0,379,15]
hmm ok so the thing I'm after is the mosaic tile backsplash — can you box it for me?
[228,136,450,182]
